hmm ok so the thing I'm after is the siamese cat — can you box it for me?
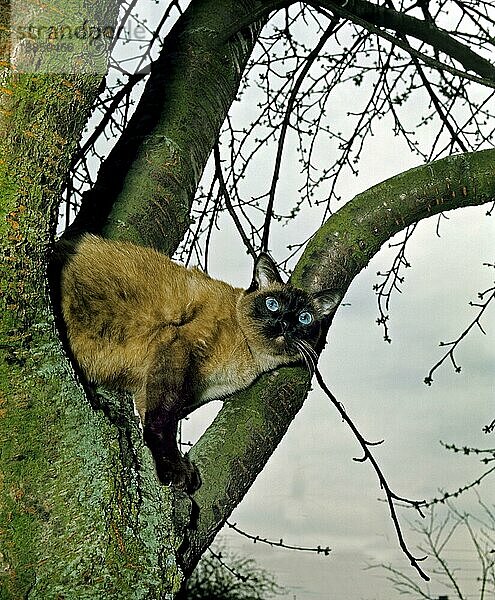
[58,234,341,492]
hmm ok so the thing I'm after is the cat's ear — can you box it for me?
[312,289,342,317]
[247,253,284,291]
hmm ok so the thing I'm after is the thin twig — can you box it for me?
[261,18,339,252]
[374,224,416,343]
[214,143,257,260]
[314,365,430,581]
[425,284,495,385]
[226,521,332,555]
[207,547,249,583]
[416,465,495,509]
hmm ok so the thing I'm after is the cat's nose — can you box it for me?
[280,320,289,333]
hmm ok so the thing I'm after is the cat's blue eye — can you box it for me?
[298,311,313,325]
[265,297,279,312]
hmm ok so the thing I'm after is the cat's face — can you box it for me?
[238,254,341,370]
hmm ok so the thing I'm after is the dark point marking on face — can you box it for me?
[249,287,322,348]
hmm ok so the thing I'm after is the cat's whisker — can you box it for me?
[304,341,318,367]
[293,339,316,376]
[300,340,318,375]
[297,350,310,373]
[292,339,305,367]
[302,348,316,376]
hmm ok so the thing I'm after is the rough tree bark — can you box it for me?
[0,2,185,598]
[1,0,494,598]
[1,0,266,597]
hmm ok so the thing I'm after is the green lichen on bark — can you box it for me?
[2,1,495,596]
[0,2,189,597]
[0,314,185,599]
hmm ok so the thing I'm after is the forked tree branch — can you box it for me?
[425,283,495,384]
[56,0,495,585]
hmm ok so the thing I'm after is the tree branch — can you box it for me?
[184,148,495,573]
[69,0,267,253]
[318,0,495,80]
[313,0,495,89]
[222,0,495,86]
[183,366,311,573]
[293,149,495,292]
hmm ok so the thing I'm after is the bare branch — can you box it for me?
[226,521,332,555]
[223,0,495,86]
[373,500,495,599]
[419,465,495,508]
[186,149,495,575]
[313,367,430,581]
[261,18,339,252]
[413,442,495,508]
[425,283,495,385]
[214,143,257,260]
[318,0,495,80]
[373,224,416,343]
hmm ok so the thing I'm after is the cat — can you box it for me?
[57,234,341,492]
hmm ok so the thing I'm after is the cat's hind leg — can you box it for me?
[141,335,201,493]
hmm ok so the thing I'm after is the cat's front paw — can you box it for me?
[155,454,201,493]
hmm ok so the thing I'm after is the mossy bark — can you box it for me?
[0,1,270,597]
[0,2,188,598]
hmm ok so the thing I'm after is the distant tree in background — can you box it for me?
[183,545,284,600]
[373,496,495,599]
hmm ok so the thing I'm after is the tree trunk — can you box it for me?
[1,0,267,597]
[0,2,188,598]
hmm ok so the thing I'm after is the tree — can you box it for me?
[372,495,495,599]
[184,544,284,599]
[1,0,494,597]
